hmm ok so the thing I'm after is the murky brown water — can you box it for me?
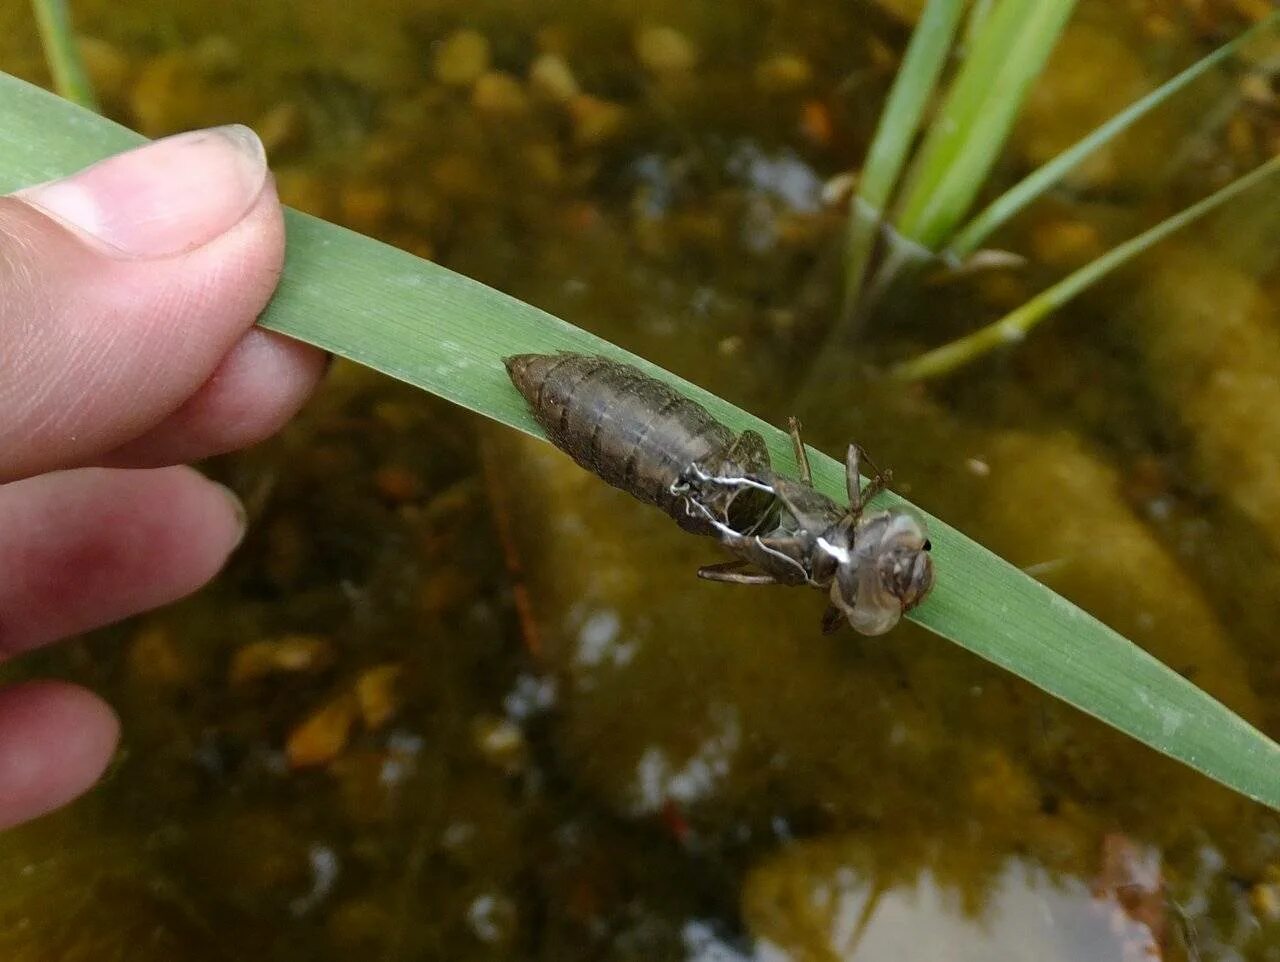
[2,1,1280,959]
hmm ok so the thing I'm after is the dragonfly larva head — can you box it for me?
[828,510,934,636]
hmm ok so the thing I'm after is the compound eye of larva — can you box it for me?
[828,511,935,635]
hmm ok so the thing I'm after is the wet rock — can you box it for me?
[755,53,814,93]
[870,0,925,23]
[973,429,1260,719]
[472,715,527,774]
[568,94,627,147]
[230,635,336,686]
[0,839,229,962]
[484,406,1257,846]
[742,833,1157,962]
[635,25,699,76]
[273,169,334,219]
[189,34,241,79]
[127,624,192,688]
[127,35,260,138]
[1129,245,1280,556]
[76,36,133,106]
[968,748,1041,820]
[420,566,478,614]
[466,890,518,945]
[528,53,579,103]
[1252,875,1280,922]
[522,142,563,186]
[187,809,313,896]
[327,897,396,951]
[286,693,358,768]
[1029,217,1102,267]
[329,749,398,822]
[799,99,834,146]
[255,101,308,159]
[355,664,403,730]
[1014,23,1166,191]
[433,29,491,88]
[483,428,979,831]
[1092,833,1166,954]
[472,71,529,116]
[429,153,493,200]
[338,181,394,234]
[373,464,422,504]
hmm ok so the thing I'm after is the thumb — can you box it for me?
[0,125,285,481]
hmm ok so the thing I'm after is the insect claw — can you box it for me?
[821,605,844,634]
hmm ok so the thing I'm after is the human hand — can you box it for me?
[0,125,326,829]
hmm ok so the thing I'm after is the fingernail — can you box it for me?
[18,125,267,259]
[213,482,250,549]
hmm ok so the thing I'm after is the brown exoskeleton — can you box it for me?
[505,352,934,635]
[675,418,933,635]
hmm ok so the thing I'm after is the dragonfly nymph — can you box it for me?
[504,352,934,635]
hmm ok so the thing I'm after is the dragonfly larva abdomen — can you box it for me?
[504,352,772,533]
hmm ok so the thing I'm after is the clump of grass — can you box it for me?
[834,0,1279,380]
[894,152,1280,381]
[835,0,1077,339]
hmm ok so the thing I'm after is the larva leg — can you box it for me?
[846,444,892,511]
[698,560,780,585]
[822,605,844,634]
[787,417,812,484]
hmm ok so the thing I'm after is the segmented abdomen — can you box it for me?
[505,353,737,532]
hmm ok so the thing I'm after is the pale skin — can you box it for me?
[0,126,325,830]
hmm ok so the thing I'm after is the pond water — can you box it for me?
[2,1,1280,959]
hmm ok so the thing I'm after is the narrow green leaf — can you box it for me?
[948,11,1280,258]
[959,0,997,52]
[3,72,1280,810]
[843,0,967,317]
[894,0,1077,249]
[894,152,1280,381]
[29,0,99,112]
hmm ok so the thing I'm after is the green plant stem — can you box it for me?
[3,71,1280,812]
[841,0,967,320]
[893,152,1280,382]
[960,0,997,51]
[893,0,1077,250]
[30,0,98,111]
[947,11,1280,259]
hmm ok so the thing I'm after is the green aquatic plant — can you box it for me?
[835,0,1280,378]
[4,71,1280,811]
[839,0,967,322]
[894,151,1280,381]
[29,0,97,111]
[891,0,1078,252]
[944,11,1279,260]
[838,0,1077,331]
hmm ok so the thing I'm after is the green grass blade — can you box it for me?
[29,0,98,111]
[3,70,1280,810]
[894,0,1077,250]
[948,11,1280,259]
[959,0,996,51]
[842,0,967,317]
[894,152,1280,381]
